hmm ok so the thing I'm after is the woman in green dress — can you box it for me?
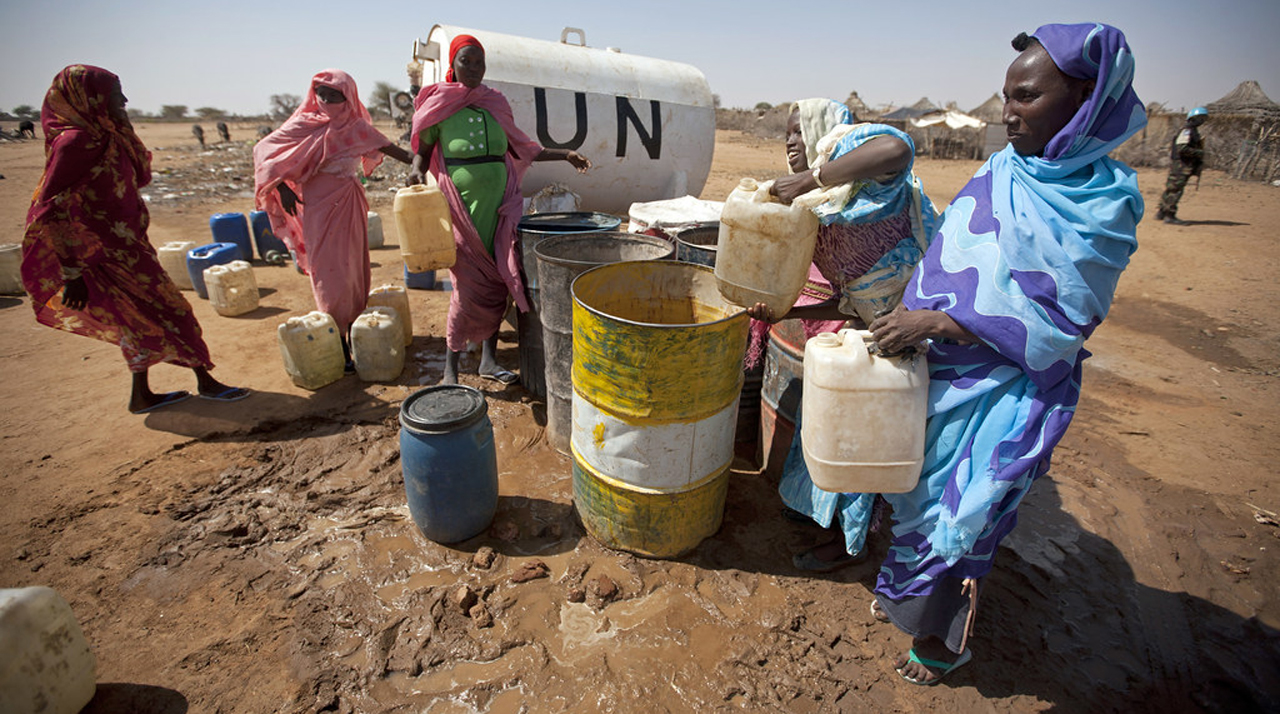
[407,34,590,385]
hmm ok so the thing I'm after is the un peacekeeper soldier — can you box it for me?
[1156,106,1208,225]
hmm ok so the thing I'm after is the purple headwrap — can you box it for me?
[1030,22,1146,162]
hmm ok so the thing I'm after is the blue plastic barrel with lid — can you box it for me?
[209,212,252,262]
[400,385,498,543]
[186,242,240,299]
[249,210,288,262]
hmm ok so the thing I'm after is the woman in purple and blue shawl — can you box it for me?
[867,23,1147,685]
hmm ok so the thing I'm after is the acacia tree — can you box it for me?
[160,105,188,120]
[12,105,37,120]
[365,81,398,120]
[195,106,225,119]
[269,94,301,121]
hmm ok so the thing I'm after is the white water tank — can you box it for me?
[412,25,715,214]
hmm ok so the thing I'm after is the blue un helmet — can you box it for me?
[1188,106,1209,119]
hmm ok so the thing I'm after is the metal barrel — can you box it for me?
[516,212,622,398]
[673,222,719,267]
[759,319,807,477]
[571,261,748,557]
[534,232,674,454]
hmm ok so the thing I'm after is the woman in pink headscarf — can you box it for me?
[254,69,412,368]
[407,35,591,385]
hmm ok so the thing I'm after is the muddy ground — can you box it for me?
[1,122,1278,713]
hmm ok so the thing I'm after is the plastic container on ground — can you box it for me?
[0,586,97,714]
[534,231,674,454]
[250,210,289,261]
[0,243,25,295]
[367,211,384,249]
[277,311,345,390]
[714,178,819,316]
[186,242,240,299]
[570,260,747,558]
[367,284,413,346]
[801,329,928,493]
[395,181,454,273]
[204,260,259,316]
[404,265,437,290]
[400,385,498,543]
[351,307,405,382]
[413,26,715,214]
[209,212,253,261]
[157,241,197,290]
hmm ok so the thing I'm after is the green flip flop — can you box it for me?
[896,647,972,686]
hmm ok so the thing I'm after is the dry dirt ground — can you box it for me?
[1,122,1278,713]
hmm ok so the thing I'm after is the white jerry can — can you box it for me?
[0,587,97,714]
[411,25,714,214]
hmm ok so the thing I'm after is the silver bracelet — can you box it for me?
[811,166,827,188]
[61,265,83,281]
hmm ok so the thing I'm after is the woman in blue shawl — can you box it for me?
[867,23,1147,685]
[748,99,939,571]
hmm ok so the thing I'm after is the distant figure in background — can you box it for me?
[18,120,36,138]
[1156,106,1208,225]
[256,124,272,140]
[192,123,205,149]
[21,65,248,414]
[406,34,591,386]
[253,69,412,371]
[216,121,230,144]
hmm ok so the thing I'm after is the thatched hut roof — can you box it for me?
[844,91,872,119]
[968,93,1004,123]
[1206,81,1280,119]
[881,97,940,121]
[910,97,940,112]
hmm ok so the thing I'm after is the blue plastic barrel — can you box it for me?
[400,385,498,543]
[209,212,252,262]
[186,242,240,299]
[404,265,437,290]
[249,210,288,260]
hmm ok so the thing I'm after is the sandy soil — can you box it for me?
[1,122,1278,713]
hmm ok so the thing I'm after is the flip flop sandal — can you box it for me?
[130,390,191,414]
[480,369,518,386]
[896,647,972,686]
[199,386,251,402]
[792,545,867,573]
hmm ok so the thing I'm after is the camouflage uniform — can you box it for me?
[1157,122,1204,221]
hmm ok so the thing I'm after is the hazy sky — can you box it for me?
[2,0,1277,117]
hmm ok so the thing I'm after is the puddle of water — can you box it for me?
[385,644,544,696]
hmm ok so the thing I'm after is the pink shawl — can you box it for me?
[253,69,389,269]
[409,81,542,325]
